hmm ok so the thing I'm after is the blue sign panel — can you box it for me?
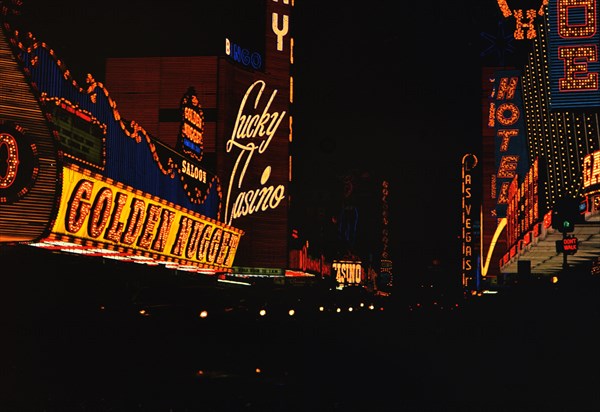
[548,0,600,110]
[493,70,530,218]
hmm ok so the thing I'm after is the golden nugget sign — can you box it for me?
[177,87,204,162]
[53,167,242,269]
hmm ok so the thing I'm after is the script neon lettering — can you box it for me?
[225,80,287,224]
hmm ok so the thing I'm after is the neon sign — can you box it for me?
[491,72,528,218]
[333,260,363,285]
[288,242,331,277]
[224,80,286,225]
[496,0,548,40]
[462,153,478,286]
[51,166,242,269]
[177,87,205,162]
[547,0,600,109]
[271,3,289,52]
[0,124,39,204]
[583,149,600,192]
[225,38,263,70]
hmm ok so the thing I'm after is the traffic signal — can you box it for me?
[551,197,582,233]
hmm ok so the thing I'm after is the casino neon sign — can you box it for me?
[333,260,363,285]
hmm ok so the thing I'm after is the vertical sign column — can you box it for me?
[462,153,478,288]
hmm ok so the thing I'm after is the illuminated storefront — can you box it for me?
[102,2,386,285]
[493,0,600,277]
[104,0,294,275]
[1,1,391,287]
[0,16,242,274]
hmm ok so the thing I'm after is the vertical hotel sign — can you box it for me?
[491,71,529,218]
[462,154,478,287]
[548,0,600,110]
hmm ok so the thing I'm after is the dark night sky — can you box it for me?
[10,0,518,271]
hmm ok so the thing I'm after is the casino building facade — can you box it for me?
[102,1,294,279]
[0,8,243,274]
[472,0,600,289]
[101,1,392,290]
[0,1,392,291]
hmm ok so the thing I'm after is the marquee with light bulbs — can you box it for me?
[0,17,243,274]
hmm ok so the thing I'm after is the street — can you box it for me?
[3,284,600,411]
